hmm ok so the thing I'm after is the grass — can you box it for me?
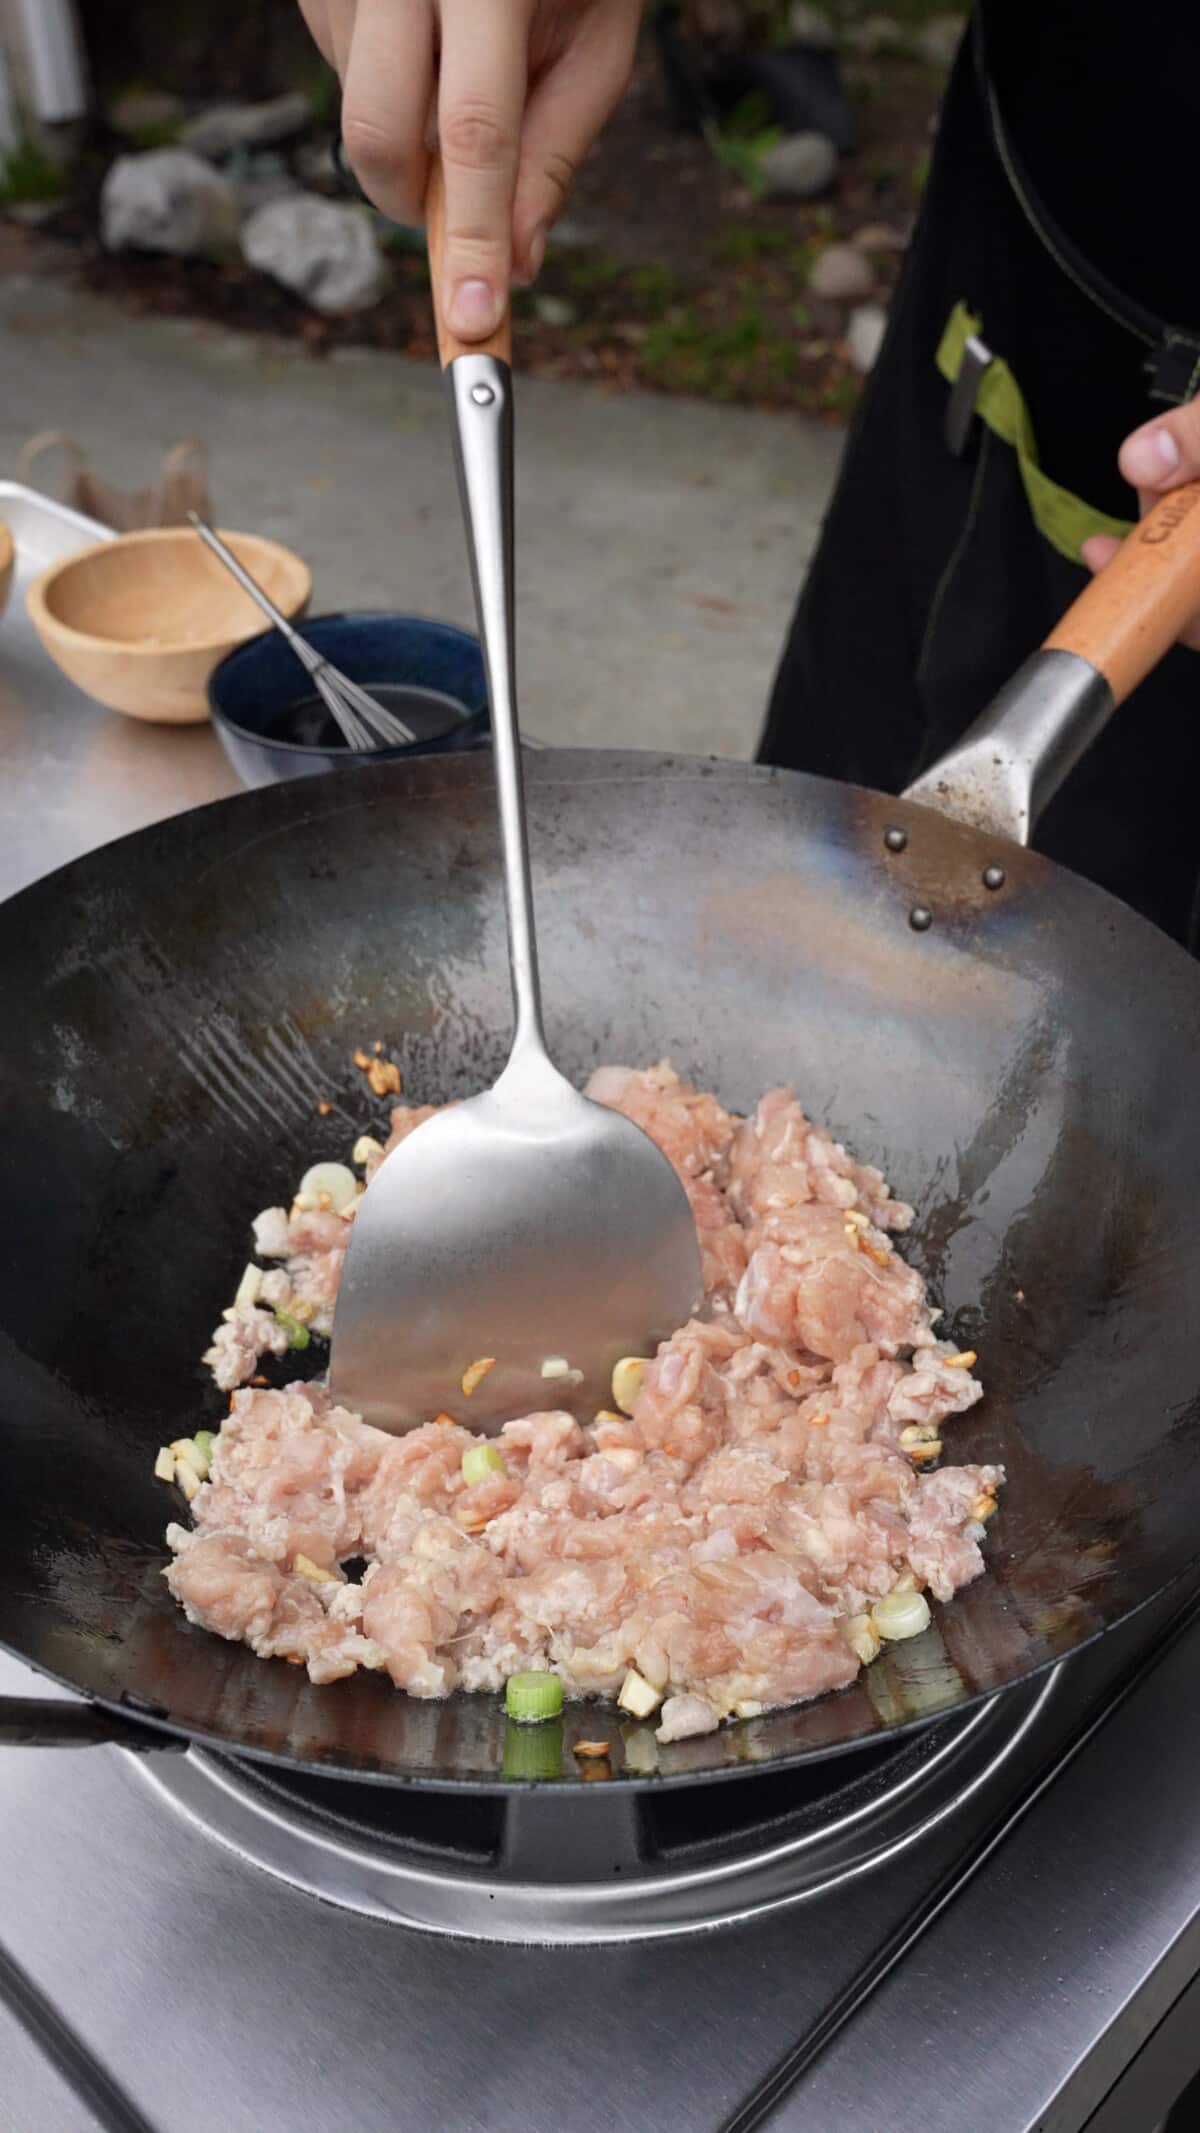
[0,138,65,207]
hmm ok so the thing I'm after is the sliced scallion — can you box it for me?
[872,1589,932,1642]
[193,1430,215,1464]
[275,1311,310,1350]
[502,1717,563,1780]
[462,1442,507,1487]
[505,1671,563,1723]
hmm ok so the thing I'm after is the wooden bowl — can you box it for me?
[26,527,312,725]
[0,521,13,624]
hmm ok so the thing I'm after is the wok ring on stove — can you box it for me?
[127,1672,1059,1942]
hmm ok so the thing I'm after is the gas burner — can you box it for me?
[131,1669,1059,1943]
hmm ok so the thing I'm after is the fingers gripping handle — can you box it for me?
[426,160,513,370]
[1044,481,1200,704]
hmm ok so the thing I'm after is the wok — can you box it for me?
[3,490,1200,1792]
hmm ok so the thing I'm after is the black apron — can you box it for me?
[758,5,1200,948]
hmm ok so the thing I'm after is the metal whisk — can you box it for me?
[188,512,417,750]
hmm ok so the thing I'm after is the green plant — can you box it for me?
[714,223,791,263]
[629,261,684,314]
[0,138,65,208]
[565,250,622,294]
[704,116,781,196]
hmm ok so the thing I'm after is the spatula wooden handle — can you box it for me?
[425,160,513,370]
[1043,480,1200,705]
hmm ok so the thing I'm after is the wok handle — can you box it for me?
[428,163,547,1062]
[0,1694,182,1753]
[425,160,513,368]
[904,481,1200,844]
[1044,480,1200,702]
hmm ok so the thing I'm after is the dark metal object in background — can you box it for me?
[0,748,1198,1786]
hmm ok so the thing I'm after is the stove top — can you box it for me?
[3,1580,1200,2133]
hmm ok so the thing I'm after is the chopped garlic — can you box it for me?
[732,1698,764,1720]
[352,1135,384,1167]
[461,1356,496,1397]
[611,1357,649,1415]
[234,1262,263,1308]
[171,1438,209,1480]
[845,1612,882,1666]
[175,1463,200,1503]
[540,1356,571,1380]
[153,1447,176,1484]
[293,1552,337,1585]
[617,1668,662,1719]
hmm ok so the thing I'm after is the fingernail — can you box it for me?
[1123,421,1181,486]
[528,225,547,281]
[448,277,498,338]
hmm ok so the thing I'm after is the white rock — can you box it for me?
[847,301,887,373]
[845,13,906,55]
[241,195,389,315]
[759,130,837,201]
[807,242,875,301]
[851,220,907,252]
[533,293,576,327]
[101,150,239,259]
[179,93,312,160]
[916,14,965,67]
[788,1,835,48]
[107,89,184,140]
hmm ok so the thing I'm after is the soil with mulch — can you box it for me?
[19,41,947,418]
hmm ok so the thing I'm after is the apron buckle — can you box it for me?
[945,333,995,456]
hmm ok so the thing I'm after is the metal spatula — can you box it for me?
[329,172,701,1433]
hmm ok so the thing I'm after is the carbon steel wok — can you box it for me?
[3,492,1200,1792]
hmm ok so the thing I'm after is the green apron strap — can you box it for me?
[936,301,1133,563]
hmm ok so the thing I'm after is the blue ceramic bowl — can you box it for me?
[208,611,490,788]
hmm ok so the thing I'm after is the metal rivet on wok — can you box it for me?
[884,826,908,852]
[909,905,933,932]
[470,383,496,406]
[983,864,1006,890]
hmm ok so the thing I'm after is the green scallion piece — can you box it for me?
[504,1671,563,1724]
[275,1311,310,1350]
[462,1442,507,1487]
[502,1718,563,1781]
[193,1430,215,1462]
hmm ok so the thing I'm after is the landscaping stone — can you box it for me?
[241,194,389,314]
[759,130,838,200]
[101,150,239,259]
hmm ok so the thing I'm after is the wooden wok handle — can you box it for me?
[1044,480,1200,705]
[426,160,513,370]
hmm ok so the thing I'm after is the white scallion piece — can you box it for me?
[153,1447,176,1484]
[298,1162,358,1214]
[872,1589,932,1642]
[540,1356,571,1380]
[234,1263,263,1308]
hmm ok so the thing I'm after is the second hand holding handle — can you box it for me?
[426,167,546,1065]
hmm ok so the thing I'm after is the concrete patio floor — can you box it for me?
[0,272,843,758]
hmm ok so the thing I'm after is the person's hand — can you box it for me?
[1081,401,1200,652]
[298,0,642,343]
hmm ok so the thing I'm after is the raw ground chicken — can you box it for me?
[169,1065,1002,1741]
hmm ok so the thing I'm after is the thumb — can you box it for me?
[1119,398,1200,493]
[1080,532,1121,576]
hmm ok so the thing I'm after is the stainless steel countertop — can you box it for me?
[0,482,239,904]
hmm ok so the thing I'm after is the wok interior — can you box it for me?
[2,750,1198,1790]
